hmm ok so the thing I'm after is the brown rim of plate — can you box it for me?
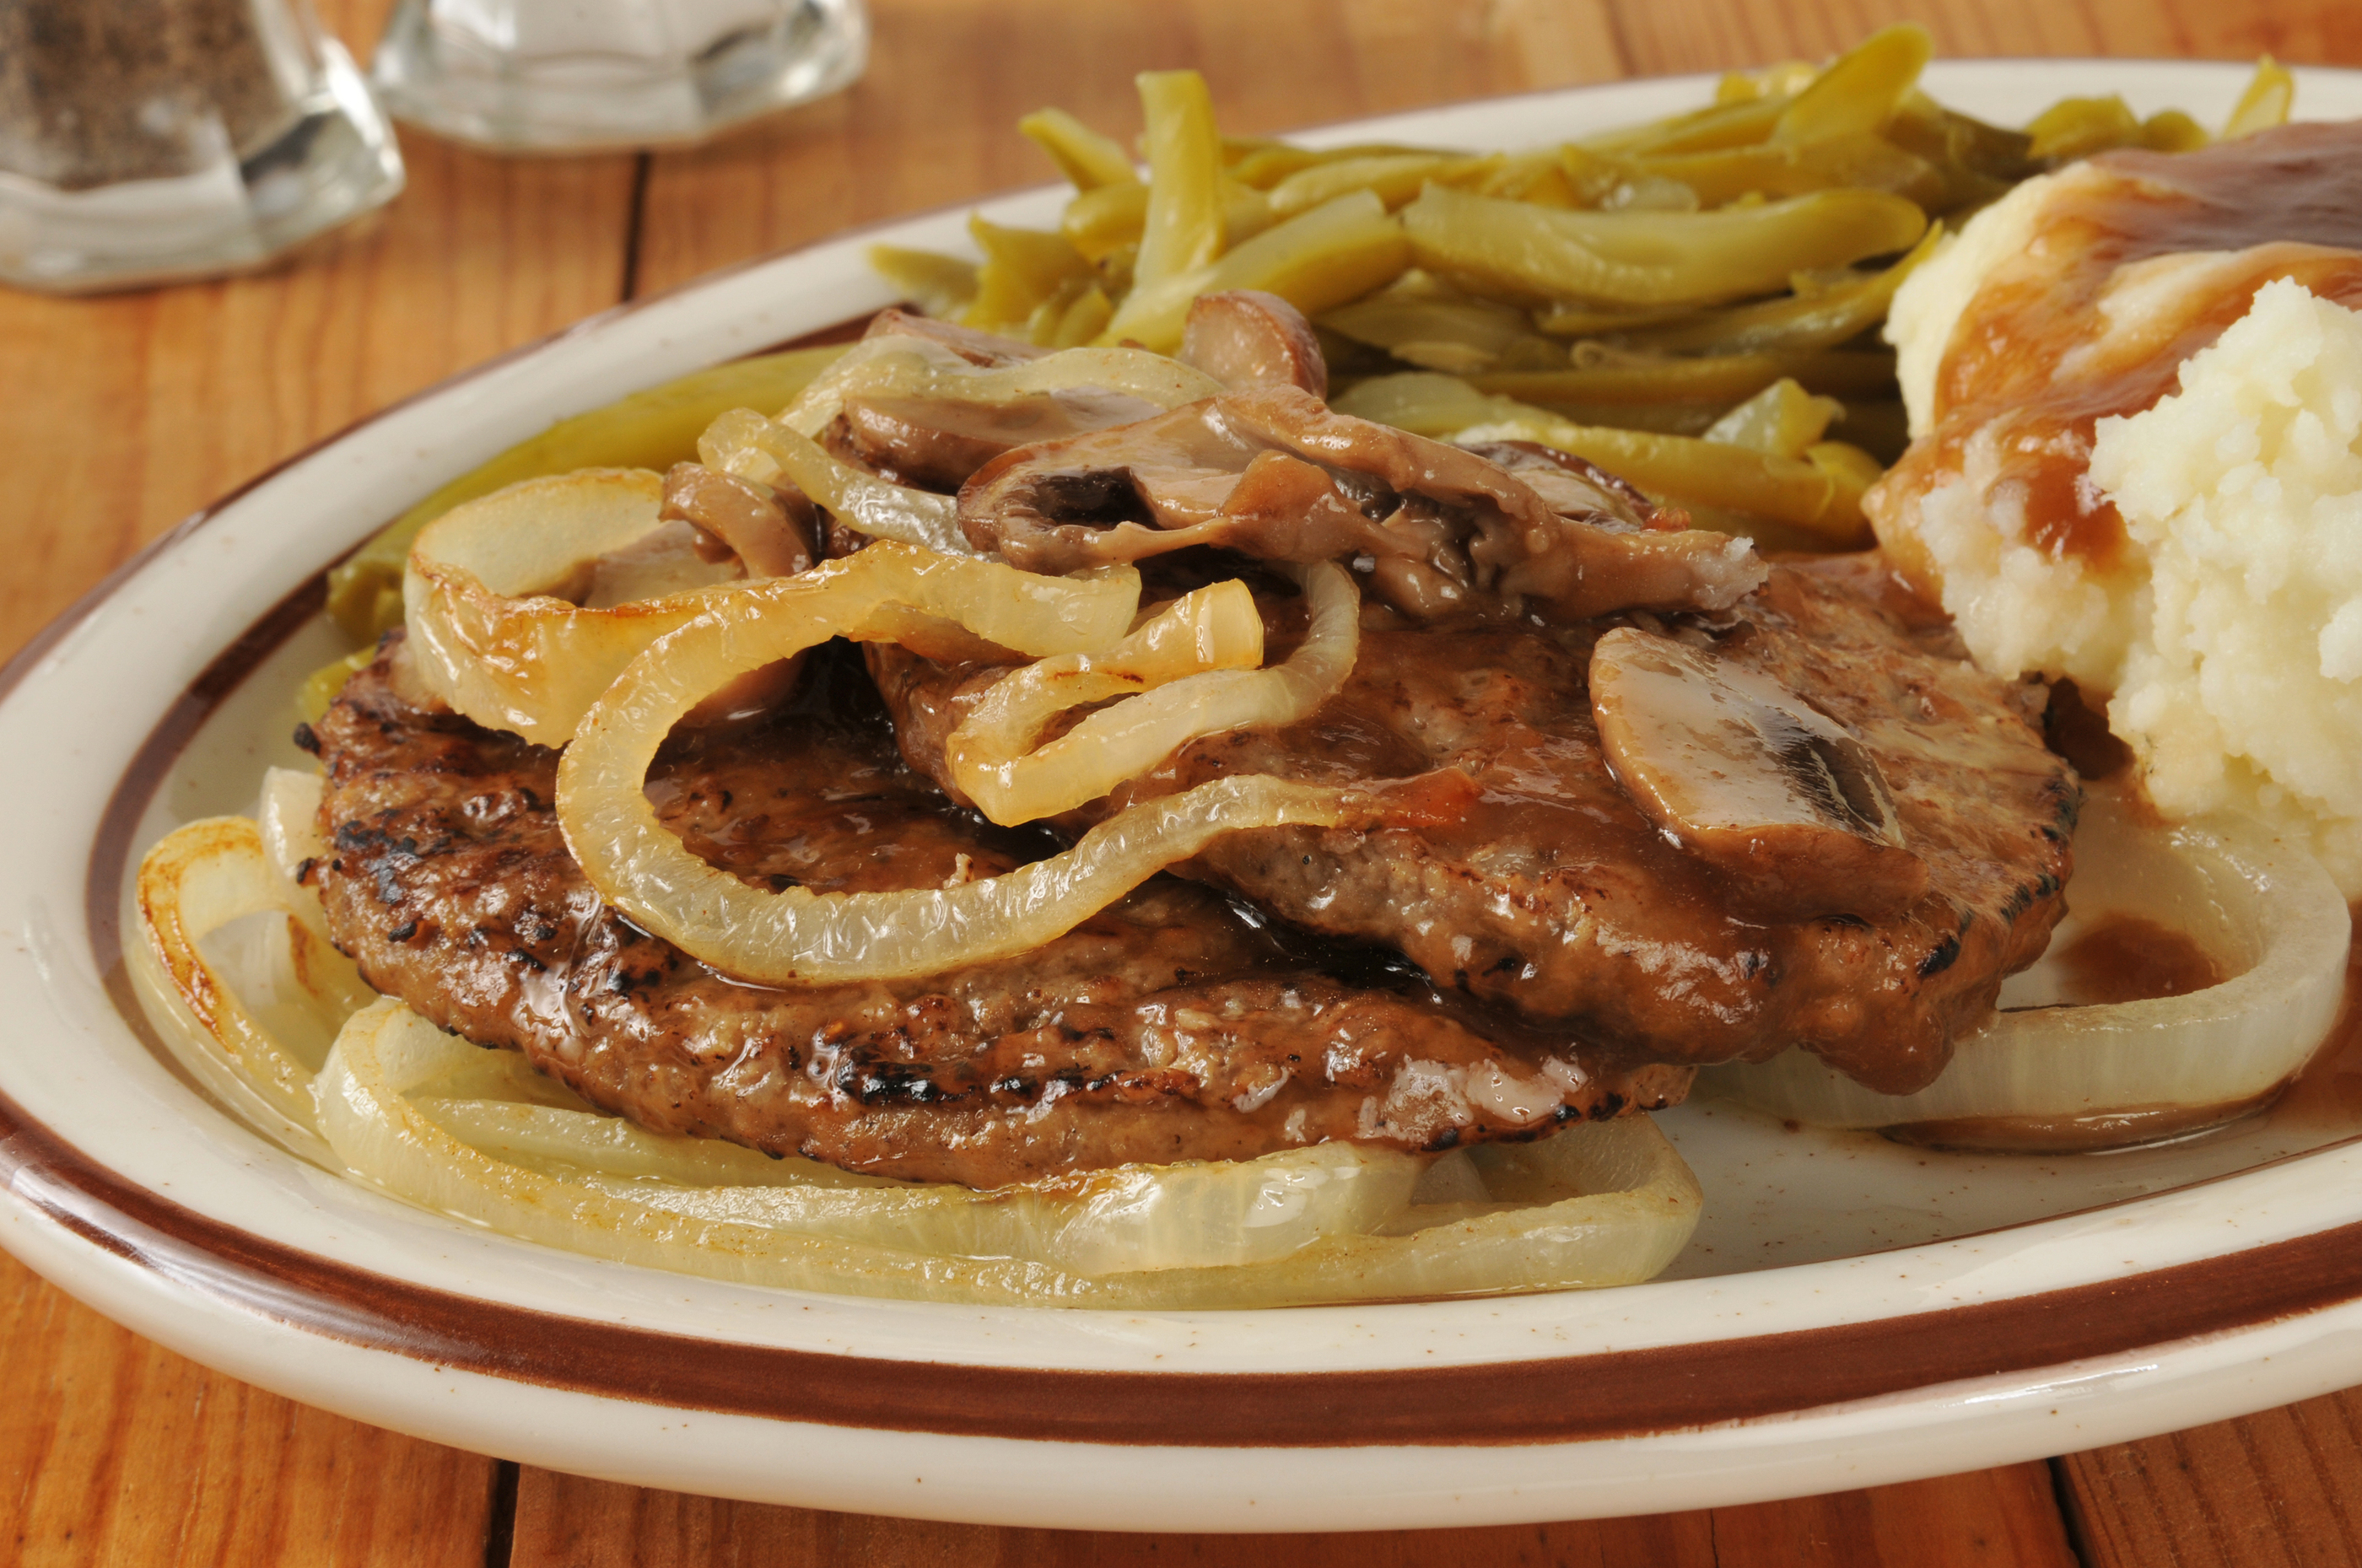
[5,251,2359,1451]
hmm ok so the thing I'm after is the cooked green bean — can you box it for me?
[1770,24,1932,146]
[1102,190,1409,352]
[963,216,1092,332]
[863,46,2290,560]
[1133,71,1227,293]
[1468,348,1896,407]
[2224,57,2295,139]
[1319,274,1566,374]
[868,245,977,320]
[1588,132,1940,210]
[1402,183,1928,308]
[1019,107,1138,191]
[1268,153,1474,217]
[1702,378,1843,458]
[1604,224,1941,353]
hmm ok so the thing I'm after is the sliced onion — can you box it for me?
[131,808,374,1160]
[404,468,755,746]
[317,999,1701,1307]
[778,335,1224,438]
[699,408,973,556]
[256,766,332,929]
[1702,789,2351,1149]
[555,542,1355,983]
[947,563,1359,824]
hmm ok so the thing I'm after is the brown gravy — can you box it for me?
[1880,122,2362,569]
[2047,911,2224,1007]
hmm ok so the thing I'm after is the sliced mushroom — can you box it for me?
[839,387,1170,492]
[1178,289,1329,398]
[656,463,818,725]
[661,462,816,579]
[957,385,1765,622]
[862,307,1047,368]
[1589,626,1928,920]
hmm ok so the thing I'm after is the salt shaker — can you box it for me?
[368,0,869,153]
[0,0,405,294]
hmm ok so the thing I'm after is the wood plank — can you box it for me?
[2060,1389,2362,1567]
[0,1251,496,1566]
[629,0,1628,300]
[1599,0,2359,78]
[509,1460,2077,1567]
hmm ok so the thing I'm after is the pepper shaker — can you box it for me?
[0,0,404,294]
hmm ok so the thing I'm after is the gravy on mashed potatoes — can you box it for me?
[1867,121,2362,892]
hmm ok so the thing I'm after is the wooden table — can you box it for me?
[5,0,2359,1560]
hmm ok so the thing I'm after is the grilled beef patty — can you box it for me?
[307,643,1688,1186]
[871,557,2080,1096]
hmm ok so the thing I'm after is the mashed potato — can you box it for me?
[1876,164,2152,694]
[1887,250,2362,892]
[2085,278,2362,891]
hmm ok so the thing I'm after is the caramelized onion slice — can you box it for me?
[318,1000,1701,1307]
[949,562,1360,825]
[405,468,758,746]
[1702,789,2350,1150]
[131,803,374,1160]
[1590,625,1926,919]
[779,335,1225,439]
[556,542,1357,983]
[700,407,973,556]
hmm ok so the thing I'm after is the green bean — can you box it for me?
[1833,400,1910,464]
[1771,24,1931,145]
[1701,378,1843,458]
[1133,71,1227,292]
[1061,177,1274,263]
[2025,95,2145,162]
[1878,94,2036,213]
[1268,153,1475,217]
[2142,110,2210,153]
[1577,92,1790,159]
[1319,274,1566,374]
[1448,401,1847,536]
[1607,132,1940,210]
[1019,107,1138,190]
[1062,180,1149,261]
[2224,57,2295,139]
[962,217,1092,332]
[1101,190,1409,352]
[1467,348,1896,407]
[1329,371,1517,437]
[1607,224,1941,354]
[1528,300,1696,337]
[1224,139,1447,190]
[867,245,977,320]
[1402,184,1928,308]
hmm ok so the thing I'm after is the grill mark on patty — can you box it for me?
[310,642,1686,1186]
[869,558,2079,1097]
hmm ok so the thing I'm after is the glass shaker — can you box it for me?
[0,0,406,294]
[368,0,869,154]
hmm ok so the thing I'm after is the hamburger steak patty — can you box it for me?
[307,643,1690,1186]
[871,557,2080,1096]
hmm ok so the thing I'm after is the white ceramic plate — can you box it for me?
[7,60,2362,1533]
